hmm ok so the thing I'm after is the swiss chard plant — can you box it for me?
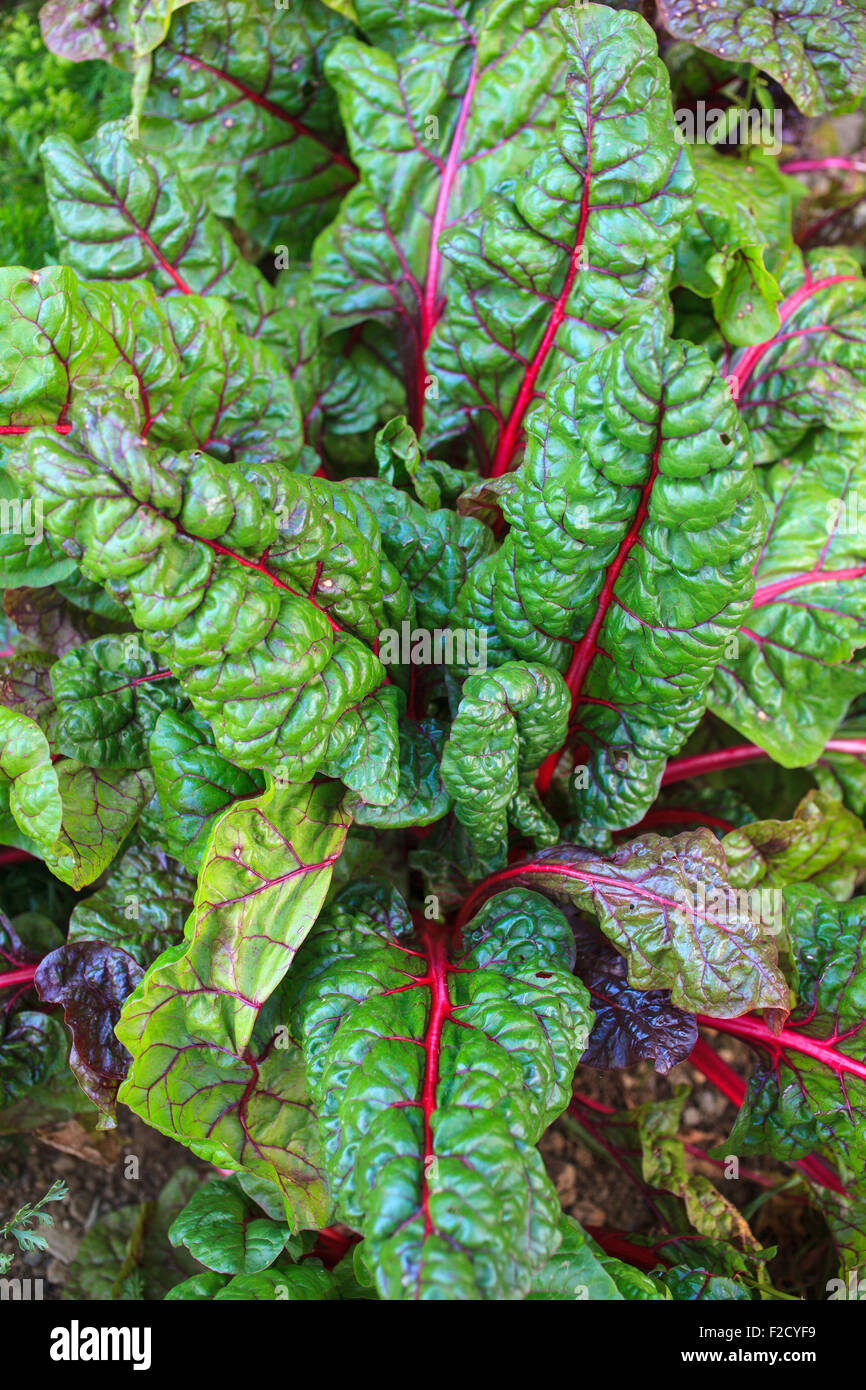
[3,0,866,1303]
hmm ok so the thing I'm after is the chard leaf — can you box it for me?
[9,407,394,781]
[0,1011,89,1134]
[722,790,866,901]
[80,282,304,467]
[674,148,791,347]
[44,761,154,889]
[116,781,350,1224]
[41,122,287,347]
[311,0,571,429]
[35,939,143,1125]
[721,248,866,463]
[0,704,61,843]
[345,473,494,632]
[346,716,451,828]
[724,884,866,1178]
[572,916,698,1075]
[479,319,762,829]
[440,660,569,866]
[68,842,195,967]
[467,833,790,1015]
[143,0,355,255]
[528,1216,667,1300]
[657,0,866,116]
[40,0,195,65]
[290,882,593,1299]
[149,708,264,872]
[51,634,186,768]
[168,1178,287,1276]
[0,714,152,887]
[425,2,694,470]
[710,435,866,765]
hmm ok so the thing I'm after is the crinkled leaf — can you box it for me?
[142,0,355,255]
[425,3,694,468]
[725,884,866,1179]
[168,1177,287,1276]
[657,0,866,116]
[51,633,186,768]
[572,915,698,1074]
[68,842,195,966]
[710,435,866,764]
[9,406,393,781]
[346,717,451,829]
[722,789,866,900]
[311,0,571,429]
[493,832,790,1015]
[0,1010,89,1134]
[0,704,61,842]
[42,122,289,346]
[290,881,593,1299]
[441,660,569,865]
[674,148,791,347]
[116,781,349,1224]
[149,708,264,873]
[476,319,762,829]
[719,249,866,464]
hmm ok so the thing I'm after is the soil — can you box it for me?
[0,1040,829,1301]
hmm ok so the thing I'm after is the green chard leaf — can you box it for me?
[116,781,350,1225]
[440,660,569,865]
[657,0,866,117]
[149,708,264,873]
[142,0,355,256]
[722,790,866,901]
[709,433,866,765]
[717,249,866,464]
[465,831,790,1016]
[41,122,290,348]
[724,884,866,1180]
[673,147,792,347]
[8,405,398,783]
[51,633,187,768]
[424,2,694,470]
[68,842,195,967]
[168,1177,288,1276]
[290,881,593,1299]
[472,319,763,831]
[311,0,573,431]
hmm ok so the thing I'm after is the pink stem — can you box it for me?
[661,737,866,786]
[0,964,38,989]
[780,157,866,175]
[729,274,858,396]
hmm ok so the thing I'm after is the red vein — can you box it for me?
[173,53,356,174]
[751,564,866,608]
[728,274,858,397]
[690,1034,848,1196]
[0,423,73,435]
[418,925,454,1240]
[698,1012,866,1087]
[0,964,38,989]
[536,410,664,796]
[419,54,479,369]
[488,75,593,478]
